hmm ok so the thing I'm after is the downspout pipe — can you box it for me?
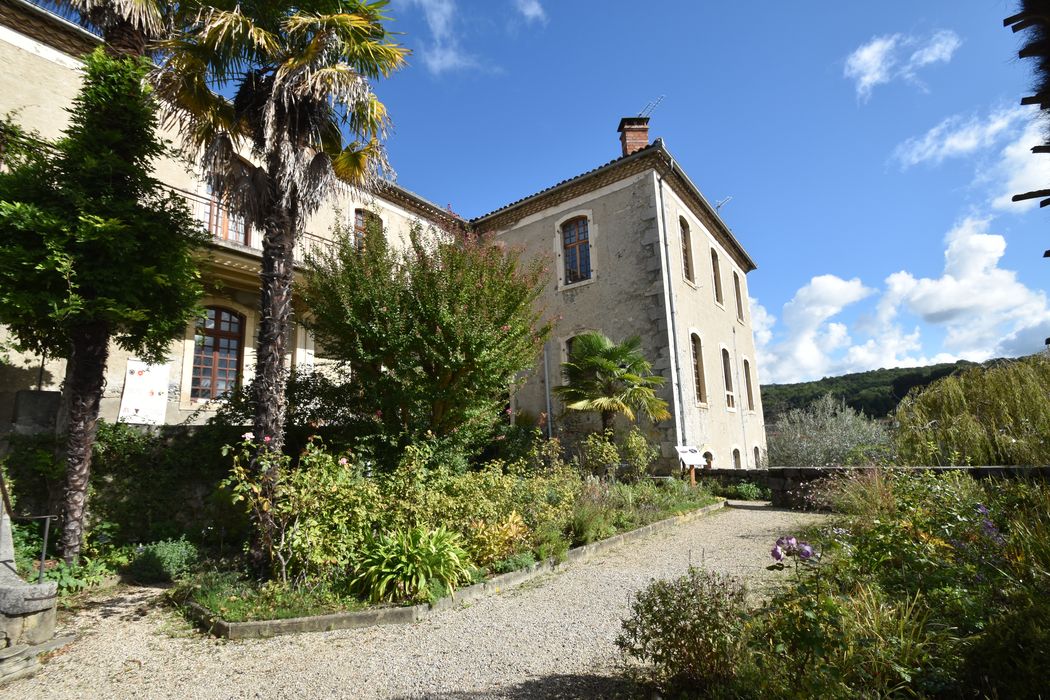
[542,342,553,440]
[655,172,686,446]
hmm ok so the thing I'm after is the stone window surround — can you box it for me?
[742,355,756,413]
[178,296,257,412]
[554,209,597,291]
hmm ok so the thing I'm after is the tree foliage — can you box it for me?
[553,332,670,431]
[896,353,1050,465]
[0,50,205,362]
[299,220,552,466]
[767,394,893,467]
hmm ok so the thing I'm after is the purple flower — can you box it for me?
[786,536,798,549]
[776,536,788,548]
[771,546,784,562]
[798,543,815,560]
[976,503,989,516]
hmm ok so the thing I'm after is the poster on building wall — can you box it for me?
[117,360,171,425]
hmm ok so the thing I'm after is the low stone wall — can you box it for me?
[699,466,1050,509]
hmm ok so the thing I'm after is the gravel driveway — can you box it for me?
[12,504,823,699]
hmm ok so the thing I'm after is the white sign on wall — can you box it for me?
[117,360,171,425]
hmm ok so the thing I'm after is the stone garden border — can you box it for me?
[182,499,727,640]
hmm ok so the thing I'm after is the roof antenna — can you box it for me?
[639,95,665,118]
[715,195,733,211]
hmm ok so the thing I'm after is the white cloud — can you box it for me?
[514,0,546,24]
[893,108,1025,168]
[844,30,962,100]
[907,29,963,70]
[401,0,478,74]
[990,120,1050,211]
[756,217,1050,383]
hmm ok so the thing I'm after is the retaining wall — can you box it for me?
[699,466,1050,508]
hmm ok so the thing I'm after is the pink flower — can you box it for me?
[263,436,272,444]
[501,325,511,332]
[338,457,349,466]
[375,410,383,418]
[241,431,255,440]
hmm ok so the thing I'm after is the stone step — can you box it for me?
[0,644,27,662]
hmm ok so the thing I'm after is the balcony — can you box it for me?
[187,189,333,265]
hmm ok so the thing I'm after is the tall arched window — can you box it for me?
[732,448,742,469]
[680,217,694,283]
[690,333,707,404]
[733,271,744,320]
[721,347,735,409]
[191,307,245,400]
[562,217,591,284]
[743,359,755,411]
[754,446,761,467]
[353,208,382,250]
[711,249,724,304]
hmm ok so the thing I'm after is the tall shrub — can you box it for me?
[0,50,205,562]
[895,353,1050,465]
[300,221,552,466]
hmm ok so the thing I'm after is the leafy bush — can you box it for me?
[962,597,1050,699]
[127,537,198,583]
[707,480,772,501]
[351,527,470,604]
[222,436,385,584]
[580,430,620,475]
[767,393,893,467]
[619,427,659,481]
[617,567,747,693]
[44,558,111,596]
[896,353,1050,465]
[466,511,530,567]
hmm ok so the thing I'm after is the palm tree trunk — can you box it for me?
[601,410,613,432]
[252,212,295,453]
[103,19,147,58]
[248,181,297,575]
[58,322,110,564]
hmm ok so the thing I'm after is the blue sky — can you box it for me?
[375,1,1049,383]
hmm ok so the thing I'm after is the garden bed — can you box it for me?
[181,499,725,639]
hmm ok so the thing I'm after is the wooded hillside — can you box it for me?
[760,360,979,421]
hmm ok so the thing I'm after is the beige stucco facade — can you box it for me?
[0,1,766,468]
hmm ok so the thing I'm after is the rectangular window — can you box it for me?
[691,334,707,404]
[191,307,244,400]
[562,217,591,284]
[733,272,744,321]
[680,218,694,283]
[204,185,247,245]
[711,250,724,304]
[744,359,755,411]
[721,348,735,409]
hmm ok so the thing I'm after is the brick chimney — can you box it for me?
[617,116,650,156]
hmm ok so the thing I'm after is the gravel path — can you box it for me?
[12,504,823,699]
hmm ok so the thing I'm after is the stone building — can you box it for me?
[0,0,766,468]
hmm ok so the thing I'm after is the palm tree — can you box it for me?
[152,1,406,456]
[553,332,671,431]
[67,0,165,56]
[151,1,405,571]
